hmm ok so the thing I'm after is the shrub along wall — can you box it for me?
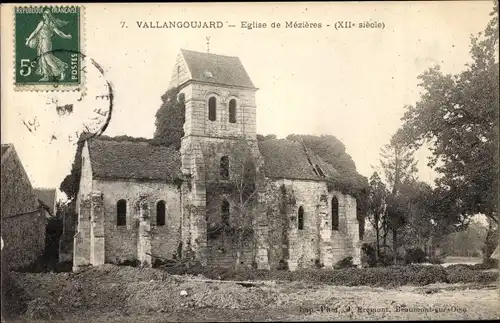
[160,263,498,287]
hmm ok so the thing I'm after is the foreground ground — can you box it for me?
[3,265,499,322]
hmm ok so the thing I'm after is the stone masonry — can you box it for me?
[70,49,362,271]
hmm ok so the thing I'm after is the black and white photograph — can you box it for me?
[1,1,499,321]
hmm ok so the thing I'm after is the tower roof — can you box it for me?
[180,49,256,89]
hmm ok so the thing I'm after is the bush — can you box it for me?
[446,264,499,284]
[334,257,355,269]
[326,265,443,287]
[116,259,140,267]
[377,248,396,266]
[404,248,427,264]
[157,261,499,287]
[427,256,444,265]
[446,264,472,271]
[361,243,377,268]
[413,265,448,285]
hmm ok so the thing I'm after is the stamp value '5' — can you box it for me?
[14,5,84,91]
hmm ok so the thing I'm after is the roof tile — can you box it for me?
[258,139,325,181]
[88,138,181,182]
[181,49,256,89]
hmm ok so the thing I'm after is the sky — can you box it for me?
[1,1,495,202]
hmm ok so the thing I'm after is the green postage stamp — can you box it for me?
[14,5,84,91]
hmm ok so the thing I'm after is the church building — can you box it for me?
[71,49,362,272]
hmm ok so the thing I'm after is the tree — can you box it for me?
[257,134,277,141]
[441,219,488,257]
[205,139,259,268]
[367,172,388,259]
[400,1,499,261]
[153,87,186,150]
[379,130,418,261]
[400,1,499,225]
[397,180,438,251]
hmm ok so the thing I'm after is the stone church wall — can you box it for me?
[205,189,256,268]
[206,237,254,268]
[71,143,93,266]
[181,130,263,268]
[262,179,361,271]
[180,83,257,139]
[327,191,361,266]
[92,179,182,264]
[270,179,327,270]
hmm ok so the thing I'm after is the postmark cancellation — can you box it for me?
[14,5,85,92]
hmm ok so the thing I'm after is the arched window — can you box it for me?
[156,200,166,226]
[220,156,229,179]
[208,97,217,121]
[298,206,304,230]
[117,199,127,226]
[331,197,339,231]
[221,199,230,226]
[229,99,237,123]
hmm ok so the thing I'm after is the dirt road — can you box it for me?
[4,265,499,322]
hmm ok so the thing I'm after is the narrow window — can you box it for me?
[117,199,127,226]
[332,197,339,231]
[221,199,230,226]
[208,97,217,121]
[220,156,229,179]
[156,200,166,226]
[298,206,304,230]
[229,99,237,123]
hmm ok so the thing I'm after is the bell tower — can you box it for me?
[168,49,267,268]
[169,48,258,141]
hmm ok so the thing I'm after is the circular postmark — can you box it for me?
[21,49,114,145]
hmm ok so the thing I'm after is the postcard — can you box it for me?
[1,2,498,322]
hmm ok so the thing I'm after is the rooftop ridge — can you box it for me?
[180,48,240,59]
[91,135,156,144]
